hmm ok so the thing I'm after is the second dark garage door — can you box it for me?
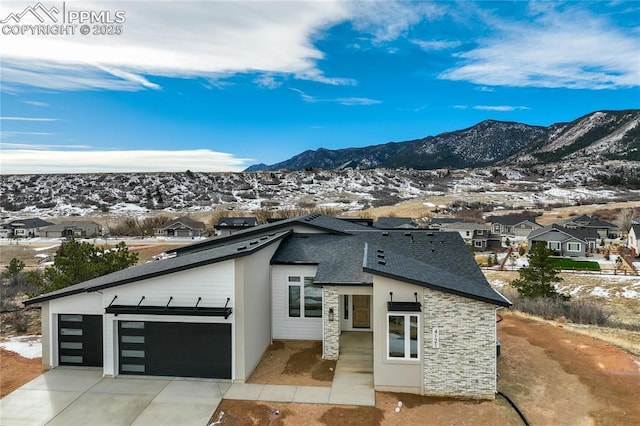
[118,321,231,379]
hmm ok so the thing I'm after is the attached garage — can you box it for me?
[118,321,232,379]
[58,314,103,367]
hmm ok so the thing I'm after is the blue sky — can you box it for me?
[1,0,639,174]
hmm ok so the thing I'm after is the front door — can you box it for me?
[352,295,370,328]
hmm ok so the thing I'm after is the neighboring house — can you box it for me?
[632,217,640,225]
[154,216,206,237]
[214,217,258,236]
[562,215,621,239]
[41,221,101,238]
[428,218,473,230]
[628,224,640,257]
[25,214,509,400]
[527,224,599,257]
[438,221,496,250]
[0,217,54,238]
[487,215,541,239]
[374,217,418,229]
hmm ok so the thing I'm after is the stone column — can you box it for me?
[322,286,340,360]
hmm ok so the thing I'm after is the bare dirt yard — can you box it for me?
[209,313,640,425]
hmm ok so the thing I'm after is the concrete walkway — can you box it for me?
[225,331,375,407]
[0,368,228,426]
[2,333,375,425]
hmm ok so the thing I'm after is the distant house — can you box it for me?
[527,224,599,257]
[154,217,206,238]
[439,221,496,251]
[0,217,54,238]
[632,217,640,225]
[214,217,258,236]
[487,215,541,239]
[562,215,620,239]
[41,221,101,238]
[374,217,418,230]
[428,218,474,230]
[628,224,640,257]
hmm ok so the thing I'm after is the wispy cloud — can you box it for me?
[1,131,54,136]
[473,105,530,112]
[1,143,89,149]
[440,5,640,89]
[0,116,58,122]
[1,149,251,174]
[291,88,381,106]
[254,74,284,89]
[348,1,445,43]
[412,40,461,51]
[22,101,50,107]
[0,1,354,91]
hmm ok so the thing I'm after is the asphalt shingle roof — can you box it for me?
[25,230,290,305]
[374,217,417,229]
[488,215,539,226]
[528,224,599,241]
[364,244,511,307]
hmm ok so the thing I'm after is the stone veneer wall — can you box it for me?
[422,288,497,399]
[322,286,340,360]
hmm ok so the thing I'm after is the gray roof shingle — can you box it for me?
[364,244,510,307]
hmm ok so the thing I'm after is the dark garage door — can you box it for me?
[118,321,231,379]
[58,314,103,367]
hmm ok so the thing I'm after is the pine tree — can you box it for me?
[511,242,567,300]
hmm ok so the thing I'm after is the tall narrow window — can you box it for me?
[304,277,321,318]
[387,313,420,360]
[288,286,300,317]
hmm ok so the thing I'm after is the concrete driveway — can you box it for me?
[0,367,228,426]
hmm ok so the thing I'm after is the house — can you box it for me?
[0,217,54,238]
[438,221,497,251]
[527,224,599,257]
[24,214,510,400]
[374,217,418,230]
[632,217,640,225]
[214,217,258,236]
[154,216,206,238]
[428,218,473,230]
[487,215,541,239]
[41,221,102,238]
[562,215,621,239]
[628,224,640,257]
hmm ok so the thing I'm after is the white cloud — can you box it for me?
[473,105,530,112]
[1,149,251,174]
[253,74,283,90]
[0,1,353,91]
[440,6,640,89]
[0,116,58,121]
[412,40,461,51]
[348,1,445,43]
[291,88,381,106]
[22,100,49,107]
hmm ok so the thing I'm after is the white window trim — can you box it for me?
[474,240,484,247]
[386,313,420,361]
[287,276,320,318]
[566,242,581,252]
[547,241,561,250]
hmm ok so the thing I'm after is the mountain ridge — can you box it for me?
[245,109,639,172]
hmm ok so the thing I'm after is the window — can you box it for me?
[288,276,321,318]
[493,224,501,232]
[304,277,321,318]
[567,242,581,252]
[343,295,349,320]
[547,241,561,251]
[465,231,470,237]
[474,240,483,247]
[387,314,419,360]
[288,286,300,317]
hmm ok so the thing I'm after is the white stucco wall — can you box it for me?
[271,264,321,340]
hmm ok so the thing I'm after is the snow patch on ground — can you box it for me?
[621,288,640,299]
[0,335,42,359]
[590,287,611,298]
